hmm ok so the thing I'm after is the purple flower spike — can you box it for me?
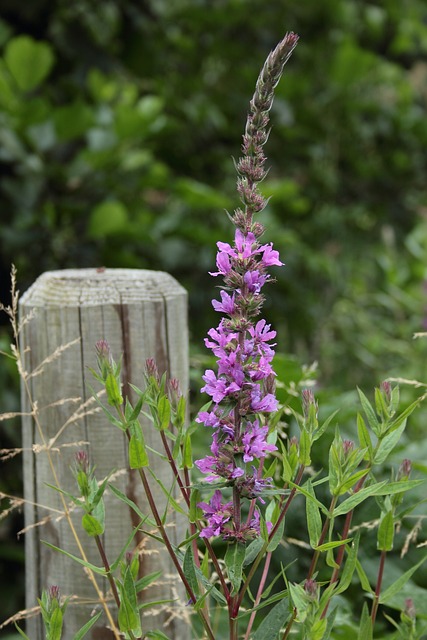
[197,31,298,541]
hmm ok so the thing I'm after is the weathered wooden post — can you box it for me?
[20,268,189,639]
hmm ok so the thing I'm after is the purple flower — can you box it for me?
[209,251,232,277]
[260,243,283,267]
[198,490,234,538]
[195,453,244,483]
[212,290,236,315]
[242,420,277,462]
[201,370,241,403]
[243,270,268,293]
[251,388,278,413]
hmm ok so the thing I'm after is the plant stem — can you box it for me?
[371,550,387,624]
[244,551,272,640]
[160,430,190,506]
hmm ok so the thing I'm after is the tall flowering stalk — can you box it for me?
[195,31,299,542]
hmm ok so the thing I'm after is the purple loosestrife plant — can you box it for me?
[12,31,427,640]
[195,33,299,542]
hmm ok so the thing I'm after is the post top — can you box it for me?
[20,268,187,307]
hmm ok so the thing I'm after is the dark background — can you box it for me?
[1,0,427,637]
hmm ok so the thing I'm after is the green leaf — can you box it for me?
[267,515,285,552]
[306,479,322,548]
[5,36,54,91]
[380,553,427,604]
[299,428,311,466]
[244,537,265,567]
[81,513,104,537]
[72,611,102,640]
[374,422,406,464]
[41,541,106,576]
[48,605,63,640]
[157,395,171,430]
[108,483,155,527]
[225,542,246,594]
[182,432,193,468]
[357,413,373,461]
[315,538,352,552]
[335,468,369,496]
[335,532,360,595]
[189,488,202,523]
[129,432,149,469]
[135,570,162,593]
[252,596,290,640]
[147,468,186,516]
[183,546,200,599]
[105,371,123,406]
[355,559,374,595]
[118,566,140,634]
[357,388,380,435]
[357,603,373,640]
[332,481,388,517]
[377,510,394,551]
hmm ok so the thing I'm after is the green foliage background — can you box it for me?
[1,0,427,636]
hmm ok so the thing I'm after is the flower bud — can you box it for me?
[380,380,391,404]
[95,339,112,381]
[301,389,317,420]
[145,358,159,383]
[304,578,318,600]
[74,450,89,473]
[397,458,412,481]
[404,598,416,619]
[342,439,354,458]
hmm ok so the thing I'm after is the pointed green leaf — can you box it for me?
[357,603,373,640]
[252,596,290,640]
[333,481,388,517]
[157,395,171,430]
[312,409,339,442]
[183,546,200,599]
[267,515,285,552]
[374,422,406,464]
[225,542,246,594]
[336,468,369,496]
[135,570,162,593]
[108,483,155,527]
[357,413,372,460]
[189,488,203,523]
[182,432,193,468]
[358,388,380,435]
[305,480,322,548]
[81,513,104,537]
[355,559,374,595]
[335,533,360,595]
[377,510,394,552]
[118,566,140,633]
[72,611,102,640]
[388,395,423,432]
[41,541,106,575]
[315,538,352,552]
[49,605,63,640]
[129,432,149,468]
[380,553,427,604]
[147,468,187,516]
[299,428,311,466]
[244,537,265,567]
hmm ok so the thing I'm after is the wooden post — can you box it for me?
[20,268,189,639]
